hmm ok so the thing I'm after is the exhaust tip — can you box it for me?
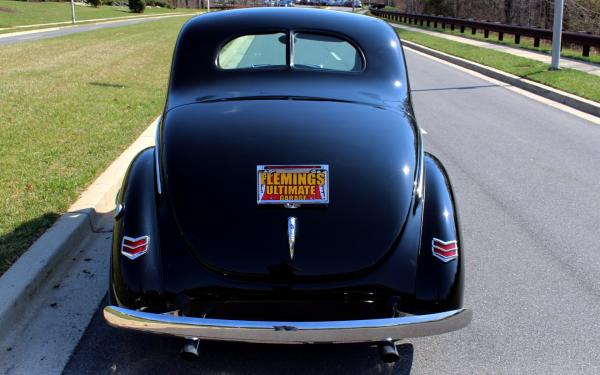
[180,337,200,360]
[379,339,400,363]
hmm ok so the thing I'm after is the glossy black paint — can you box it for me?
[165,8,410,110]
[110,8,464,321]
[415,154,464,311]
[162,100,417,279]
[110,148,163,308]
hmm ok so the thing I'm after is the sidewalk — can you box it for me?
[390,22,600,76]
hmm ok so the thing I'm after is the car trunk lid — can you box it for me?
[161,99,418,279]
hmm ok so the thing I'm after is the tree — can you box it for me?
[391,0,600,35]
[129,0,146,13]
[503,0,513,23]
[424,0,450,14]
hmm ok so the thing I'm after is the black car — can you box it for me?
[104,8,471,362]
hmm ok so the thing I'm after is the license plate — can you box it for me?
[257,165,329,205]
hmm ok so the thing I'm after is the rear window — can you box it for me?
[218,33,287,69]
[217,32,363,72]
[293,33,362,72]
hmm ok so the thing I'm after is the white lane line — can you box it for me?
[404,46,600,126]
[330,51,341,61]
[420,128,428,134]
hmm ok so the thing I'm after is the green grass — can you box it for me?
[0,0,195,28]
[391,28,600,102]
[0,15,194,274]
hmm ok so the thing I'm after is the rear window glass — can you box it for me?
[218,33,287,69]
[217,32,363,72]
[293,33,362,72]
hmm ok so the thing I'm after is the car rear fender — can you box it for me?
[415,153,464,312]
[110,147,164,310]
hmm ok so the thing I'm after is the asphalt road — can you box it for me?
[58,47,600,374]
[0,15,188,46]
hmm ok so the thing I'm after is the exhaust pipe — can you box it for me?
[180,337,200,360]
[379,339,400,363]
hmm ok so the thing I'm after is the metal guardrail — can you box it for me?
[371,9,600,57]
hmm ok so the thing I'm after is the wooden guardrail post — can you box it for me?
[583,45,590,57]
[515,34,520,44]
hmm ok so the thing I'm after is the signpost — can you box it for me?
[550,0,564,70]
[70,0,76,25]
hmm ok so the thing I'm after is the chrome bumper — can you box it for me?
[103,306,471,344]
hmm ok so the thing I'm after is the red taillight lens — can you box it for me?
[431,238,458,262]
[121,236,150,260]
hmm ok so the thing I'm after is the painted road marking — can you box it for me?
[330,51,341,61]
[420,128,428,134]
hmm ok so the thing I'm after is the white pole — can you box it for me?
[207,0,210,11]
[70,0,76,25]
[550,0,564,70]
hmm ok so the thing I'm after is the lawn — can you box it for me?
[378,10,600,65]
[0,15,194,274]
[0,0,195,29]
[393,28,600,103]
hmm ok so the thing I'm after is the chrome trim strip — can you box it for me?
[288,216,297,260]
[104,306,471,344]
[155,117,162,195]
[414,125,425,200]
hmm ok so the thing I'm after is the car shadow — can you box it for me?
[62,296,414,374]
[0,212,60,274]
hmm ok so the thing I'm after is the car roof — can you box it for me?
[166,8,409,111]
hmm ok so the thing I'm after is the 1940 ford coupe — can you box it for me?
[103,8,471,362]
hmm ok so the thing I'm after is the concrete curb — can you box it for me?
[0,117,159,335]
[399,39,600,118]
